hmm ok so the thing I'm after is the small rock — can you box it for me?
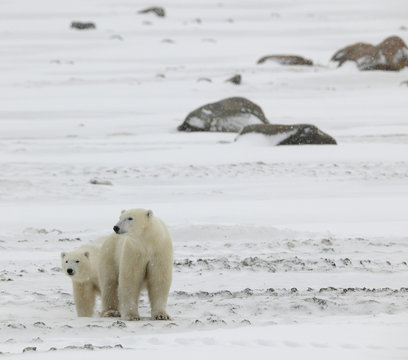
[225,74,241,85]
[197,77,212,83]
[138,7,166,17]
[192,319,204,326]
[8,323,26,329]
[89,179,113,186]
[257,55,313,66]
[110,320,126,328]
[23,347,36,353]
[70,21,96,30]
[33,322,47,328]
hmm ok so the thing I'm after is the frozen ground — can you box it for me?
[1,0,408,359]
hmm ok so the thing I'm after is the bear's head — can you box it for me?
[113,208,153,236]
[61,250,92,282]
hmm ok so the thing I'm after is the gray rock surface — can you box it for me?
[178,97,269,132]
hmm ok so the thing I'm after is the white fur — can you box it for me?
[61,237,108,317]
[99,209,173,320]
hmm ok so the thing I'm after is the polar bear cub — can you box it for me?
[61,236,109,317]
[99,209,173,321]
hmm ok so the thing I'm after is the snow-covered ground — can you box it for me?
[1,0,408,358]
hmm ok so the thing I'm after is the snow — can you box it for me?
[1,0,408,358]
[235,130,298,146]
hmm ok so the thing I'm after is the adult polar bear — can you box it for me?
[99,208,173,320]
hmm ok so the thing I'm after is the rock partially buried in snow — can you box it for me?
[331,36,408,71]
[225,74,242,85]
[138,7,166,17]
[257,55,313,66]
[178,97,269,132]
[70,21,96,30]
[236,124,337,145]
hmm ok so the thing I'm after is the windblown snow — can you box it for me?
[0,0,408,359]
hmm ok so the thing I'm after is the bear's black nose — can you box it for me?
[67,268,74,275]
[113,226,120,234]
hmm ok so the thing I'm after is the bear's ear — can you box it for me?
[121,209,126,214]
[61,252,66,258]
[84,251,90,258]
[146,210,153,218]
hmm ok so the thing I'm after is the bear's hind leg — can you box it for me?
[118,247,147,321]
[146,262,172,320]
[100,275,119,317]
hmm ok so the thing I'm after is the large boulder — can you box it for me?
[178,97,269,132]
[257,55,313,66]
[331,36,408,71]
[236,124,337,145]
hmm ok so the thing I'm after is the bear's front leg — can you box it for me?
[73,281,95,317]
[118,244,147,321]
[99,240,120,317]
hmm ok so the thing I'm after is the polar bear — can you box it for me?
[98,209,173,321]
[61,237,109,317]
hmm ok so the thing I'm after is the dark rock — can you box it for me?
[89,178,112,186]
[331,36,408,71]
[70,22,96,30]
[138,7,166,17]
[236,124,337,145]
[226,74,242,85]
[178,97,269,132]
[257,55,313,66]
[23,347,36,353]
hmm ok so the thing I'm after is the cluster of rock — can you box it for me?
[331,36,408,71]
[256,36,408,72]
[177,97,336,146]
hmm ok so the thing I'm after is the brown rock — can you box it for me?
[331,36,408,71]
[178,97,269,132]
[237,124,337,145]
[257,55,313,66]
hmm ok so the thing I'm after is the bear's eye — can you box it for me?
[65,260,68,263]
[75,260,80,263]
[128,217,133,221]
